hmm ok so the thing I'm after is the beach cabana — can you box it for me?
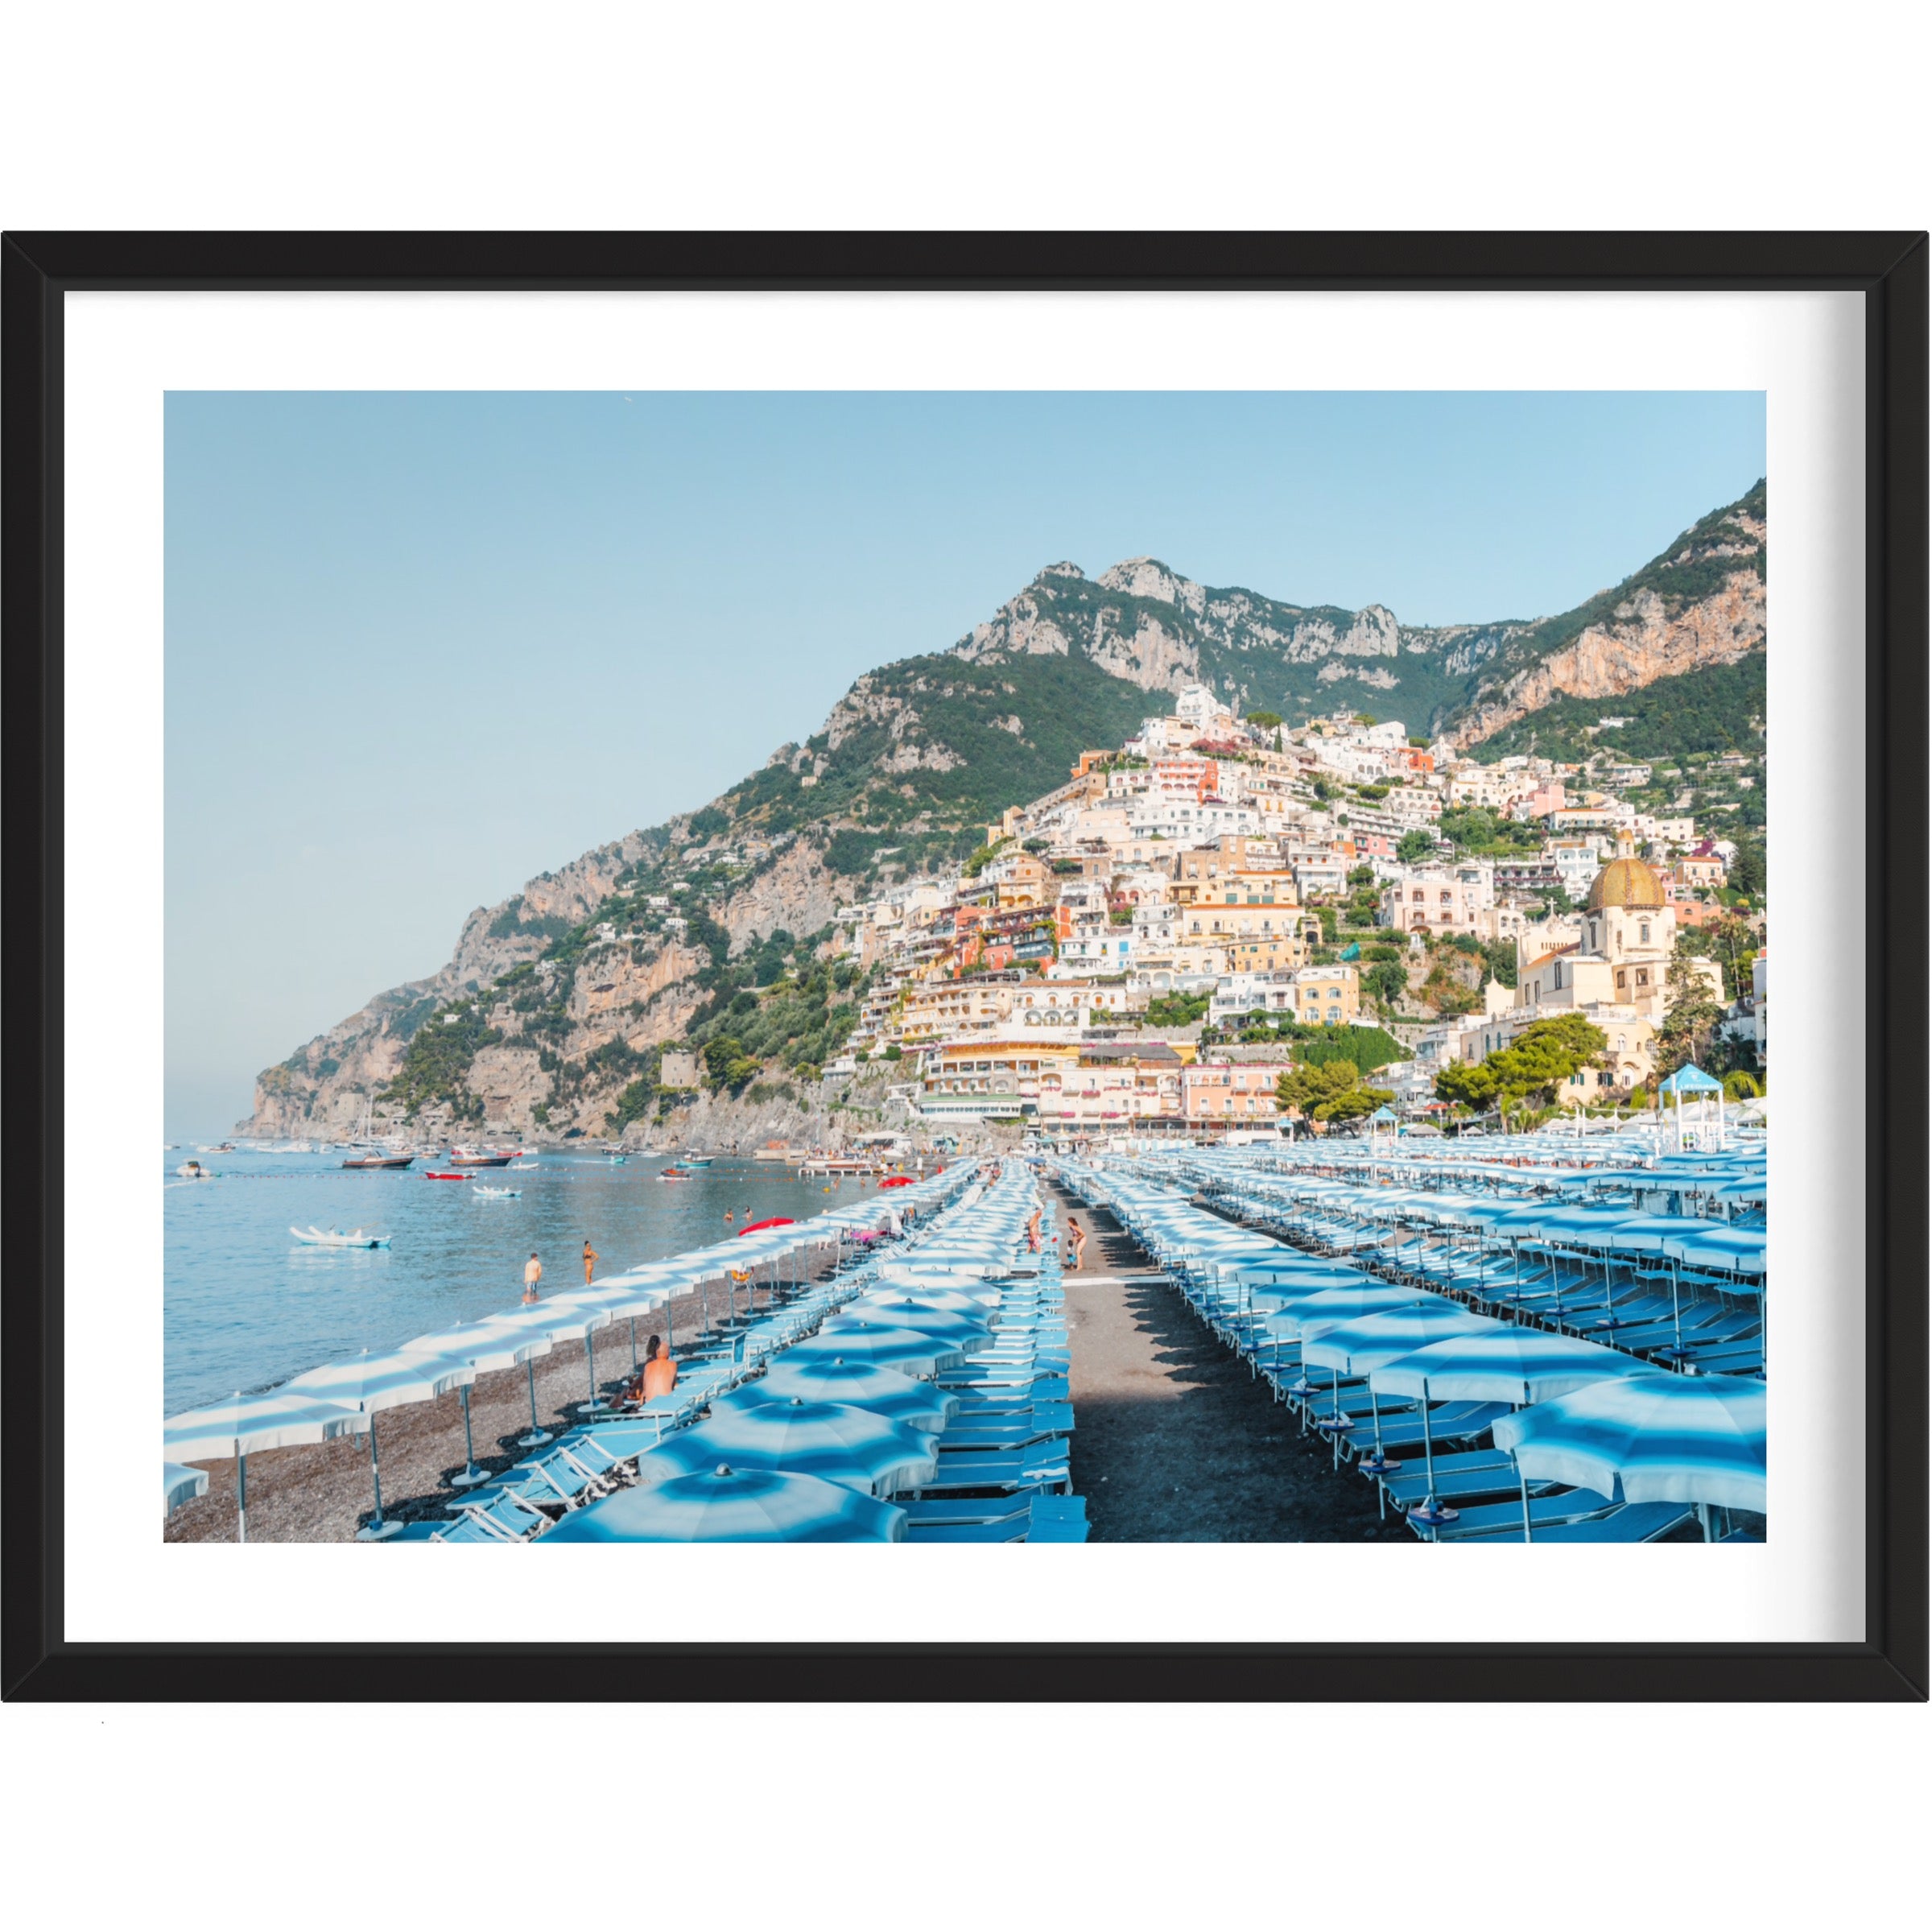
[535,1466,907,1543]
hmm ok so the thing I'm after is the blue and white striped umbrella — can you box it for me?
[1301,1302,1501,1373]
[786,1324,965,1378]
[163,1390,368,1543]
[537,1466,908,1542]
[398,1320,553,1489]
[822,1307,993,1353]
[857,1287,993,1318]
[1262,1282,1430,1341]
[1494,1373,1766,1512]
[1661,1225,1768,1278]
[284,1349,477,1540]
[1370,1330,1666,1404]
[729,1358,958,1432]
[163,1461,209,1517]
[636,1397,939,1496]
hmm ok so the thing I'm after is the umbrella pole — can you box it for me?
[236,1451,247,1545]
[584,1327,605,1412]
[630,1318,638,1373]
[521,1358,552,1447]
[1514,1449,1533,1543]
[1668,1258,1685,1363]
[358,1411,402,1540]
[453,1384,488,1486]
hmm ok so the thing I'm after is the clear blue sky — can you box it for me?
[165,389,1765,1135]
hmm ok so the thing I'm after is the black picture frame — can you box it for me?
[3,231,1924,1702]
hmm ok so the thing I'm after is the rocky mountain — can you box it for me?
[242,480,1767,1141]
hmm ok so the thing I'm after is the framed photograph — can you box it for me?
[3,233,1924,1700]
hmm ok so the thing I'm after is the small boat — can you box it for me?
[424,1171,470,1181]
[342,1153,414,1170]
[683,1155,715,1167]
[173,1159,216,1180]
[473,1184,522,1199]
[606,1153,628,1166]
[448,1147,514,1168]
[291,1225,391,1248]
[658,1166,695,1181]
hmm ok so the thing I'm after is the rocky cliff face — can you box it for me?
[1444,571,1765,750]
[242,480,1766,1138]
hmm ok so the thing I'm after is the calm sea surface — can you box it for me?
[163,1150,881,1414]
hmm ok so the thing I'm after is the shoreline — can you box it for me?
[163,1262,829,1544]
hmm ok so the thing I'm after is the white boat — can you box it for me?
[290,1225,391,1249]
[683,1155,715,1167]
[473,1185,522,1199]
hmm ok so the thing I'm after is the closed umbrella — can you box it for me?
[399,1318,553,1488]
[284,1349,477,1541]
[536,1466,906,1542]
[730,1357,958,1432]
[636,1397,939,1496]
[163,1390,368,1543]
[163,1461,209,1517]
[1494,1373,1765,1537]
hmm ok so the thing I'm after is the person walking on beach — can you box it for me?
[582,1238,601,1287]
[522,1252,543,1303]
[1026,1206,1042,1254]
[1066,1217,1088,1271]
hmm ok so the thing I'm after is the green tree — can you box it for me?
[1434,1013,1608,1113]
[1654,955,1722,1081]
[1397,829,1437,865]
[1245,710,1282,729]
[1364,959,1410,1009]
[1276,1058,1395,1123]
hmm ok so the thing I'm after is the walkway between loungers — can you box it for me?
[1051,1188,1407,1544]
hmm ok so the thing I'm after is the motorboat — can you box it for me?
[173,1159,216,1180]
[291,1225,391,1248]
[342,1152,414,1170]
[424,1171,470,1181]
[448,1147,515,1168]
[683,1155,715,1167]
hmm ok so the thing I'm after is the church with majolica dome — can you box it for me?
[1495,833,1728,1098]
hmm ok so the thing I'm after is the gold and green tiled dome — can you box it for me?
[1585,854,1666,911]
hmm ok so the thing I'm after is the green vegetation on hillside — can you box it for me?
[1476,647,1766,764]
[380,1002,502,1118]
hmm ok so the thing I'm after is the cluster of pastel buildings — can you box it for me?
[807,686,1761,1137]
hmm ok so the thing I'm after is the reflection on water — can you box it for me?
[163,1149,890,1412]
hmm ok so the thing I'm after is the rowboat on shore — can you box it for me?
[290,1225,391,1249]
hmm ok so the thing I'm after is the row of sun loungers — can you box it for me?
[395,1163,1088,1542]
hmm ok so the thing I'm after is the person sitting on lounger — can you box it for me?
[642,1333,678,1399]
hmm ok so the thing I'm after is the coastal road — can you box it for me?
[1054,1188,1411,1544]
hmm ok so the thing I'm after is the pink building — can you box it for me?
[1182,1060,1282,1126]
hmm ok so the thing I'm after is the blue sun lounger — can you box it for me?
[1451,1502,1695,1544]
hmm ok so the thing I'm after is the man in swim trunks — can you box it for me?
[522,1252,543,1302]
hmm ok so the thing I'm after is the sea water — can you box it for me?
[163,1150,878,1414]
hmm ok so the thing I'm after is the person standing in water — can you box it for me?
[582,1238,601,1287]
[522,1252,543,1303]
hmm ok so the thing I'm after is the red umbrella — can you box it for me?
[877,1176,914,1189]
[737,1217,796,1236]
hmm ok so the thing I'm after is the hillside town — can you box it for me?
[815,684,1765,1138]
